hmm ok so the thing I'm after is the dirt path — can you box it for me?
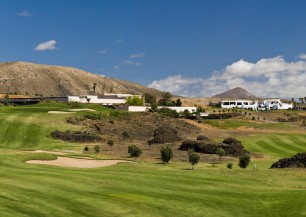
[26,157,132,168]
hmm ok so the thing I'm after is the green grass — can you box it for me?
[238,133,306,158]
[1,103,306,216]
[204,119,292,130]
[1,152,306,217]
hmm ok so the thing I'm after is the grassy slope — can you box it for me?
[0,104,306,216]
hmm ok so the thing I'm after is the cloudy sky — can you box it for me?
[1,0,306,98]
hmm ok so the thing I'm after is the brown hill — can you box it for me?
[0,61,161,96]
[212,87,256,99]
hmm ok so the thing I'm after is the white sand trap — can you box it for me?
[69,108,96,112]
[27,157,130,168]
[48,111,75,114]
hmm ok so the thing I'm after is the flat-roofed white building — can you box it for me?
[221,100,257,110]
[221,99,293,110]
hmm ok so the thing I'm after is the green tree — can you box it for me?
[107,140,114,147]
[175,99,182,107]
[158,91,172,106]
[94,145,100,153]
[93,83,97,93]
[3,93,9,106]
[144,93,157,105]
[160,146,173,165]
[216,148,225,163]
[189,153,200,170]
[238,155,251,169]
[83,146,89,153]
[126,96,144,106]
[128,145,142,160]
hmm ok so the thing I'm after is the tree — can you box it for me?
[216,148,225,163]
[3,93,9,106]
[107,140,114,147]
[128,145,142,160]
[126,96,144,106]
[94,145,100,153]
[158,91,172,106]
[83,146,89,153]
[175,99,182,107]
[189,153,200,170]
[238,155,251,169]
[144,93,157,105]
[93,83,97,93]
[160,146,173,165]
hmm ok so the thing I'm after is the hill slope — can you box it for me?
[212,87,256,99]
[0,61,161,96]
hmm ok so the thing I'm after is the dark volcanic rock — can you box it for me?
[179,137,249,157]
[270,153,306,168]
[51,130,102,143]
[148,125,181,144]
[196,135,209,141]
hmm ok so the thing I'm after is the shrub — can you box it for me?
[227,163,233,169]
[122,131,130,139]
[107,140,114,147]
[68,101,82,108]
[51,130,101,142]
[83,146,89,153]
[160,146,173,165]
[109,120,114,124]
[238,155,251,169]
[84,112,104,120]
[128,145,142,160]
[189,153,200,170]
[94,145,100,154]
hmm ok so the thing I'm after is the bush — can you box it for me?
[68,101,82,108]
[84,112,104,120]
[122,131,130,139]
[128,145,142,160]
[227,163,233,169]
[189,153,200,170]
[107,140,114,147]
[83,146,89,153]
[94,145,100,153]
[158,108,179,118]
[160,146,173,165]
[238,155,251,169]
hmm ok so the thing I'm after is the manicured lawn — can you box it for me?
[204,119,291,130]
[0,103,306,216]
[0,152,306,217]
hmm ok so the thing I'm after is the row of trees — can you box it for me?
[83,143,251,170]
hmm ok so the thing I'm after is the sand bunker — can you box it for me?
[27,157,131,168]
[69,108,96,112]
[48,111,75,114]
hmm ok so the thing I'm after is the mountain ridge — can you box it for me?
[0,61,161,97]
[212,87,256,99]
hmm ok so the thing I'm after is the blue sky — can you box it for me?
[1,0,306,97]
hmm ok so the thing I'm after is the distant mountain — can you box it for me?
[0,61,161,97]
[212,87,256,99]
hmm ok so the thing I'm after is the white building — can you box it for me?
[258,99,293,110]
[117,106,197,113]
[221,100,257,110]
[67,95,126,105]
[221,99,293,110]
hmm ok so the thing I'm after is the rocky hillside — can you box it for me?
[212,87,256,99]
[0,61,161,96]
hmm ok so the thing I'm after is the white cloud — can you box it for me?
[130,53,145,58]
[113,66,120,70]
[34,40,57,51]
[98,49,108,54]
[121,60,141,66]
[148,56,306,98]
[298,53,306,60]
[17,11,32,17]
[114,39,124,44]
